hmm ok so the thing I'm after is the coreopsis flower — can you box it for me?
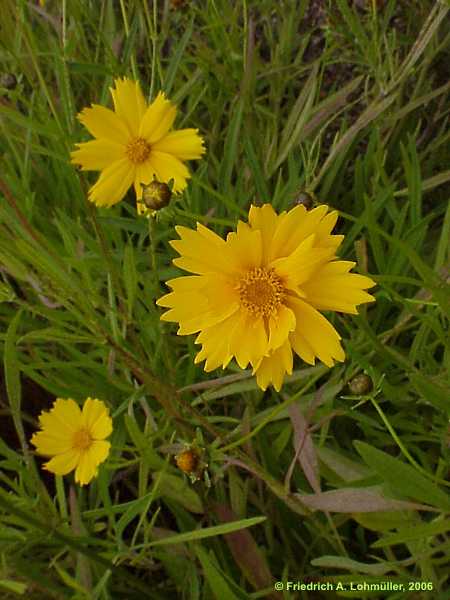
[157,204,376,391]
[31,398,112,486]
[71,78,205,215]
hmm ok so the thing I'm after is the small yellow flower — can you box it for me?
[31,398,112,486]
[71,77,205,215]
[157,204,376,391]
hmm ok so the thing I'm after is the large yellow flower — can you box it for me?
[71,78,205,215]
[31,398,112,486]
[157,204,376,391]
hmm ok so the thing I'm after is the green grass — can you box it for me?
[0,0,449,598]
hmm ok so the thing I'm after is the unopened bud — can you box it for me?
[141,181,172,211]
[0,74,17,90]
[294,191,315,210]
[348,373,373,395]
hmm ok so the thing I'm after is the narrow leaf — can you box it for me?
[318,447,371,483]
[194,546,241,600]
[311,555,395,576]
[152,472,204,514]
[4,309,25,452]
[213,504,275,596]
[372,519,450,548]
[149,516,266,547]
[355,442,450,510]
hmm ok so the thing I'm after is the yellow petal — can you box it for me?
[75,442,110,487]
[38,398,81,437]
[30,431,72,455]
[288,330,315,365]
[159,290,209,328]
[248,204,281,264]
[139,92,177,143]
[254,341,293,391]
[228,312,268,369]
[269,204,329,261]
[74,452,97,486]
[270,234,335,288]
[110,78,147,137]
[43,450,80,476]
[194,339,233,371]
[225,228,262,272]
[89,440,111,465]
[164,274,210,293]
[149,150,190,192]
[174,224,260,276]
[314,210,338,240]
[314,210,343,251]
[194,314,237,372]
[288,297,345,367]
[152,128,205,160]
[133,161,157,199]
[267,305,296,352]
[77,105,130,144]
[170,224,240,276]
[158,274,239,335]
[82,398,112,440]
[71,139,125,171]
[302,261,376,314]
[88,158,135,207]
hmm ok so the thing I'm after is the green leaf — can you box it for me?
[312,92,396,189]
[311,555,395,576]
[67,61,112,75]
[395,169,450,197]
[194,546,242,600]
[0,281,15,303]
[302,76,363,139]
[219,97,244,197]
[149,516,266,547]
[4,309,25,450]
[272,64,318,172]
[0,580,28,595]
[243,136,270,202]
[318,447,371,483]
[409,374,450,414]
[372,518,450,548]
[0,248,29,281]
[124,415,167,470]
[116,493,154,541]
[152,472,204,514]
[163,18,194,96]
[336,0,370,51]
[354,442,450,510]
[123,242,138,318]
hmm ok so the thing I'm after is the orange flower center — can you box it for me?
[72,428,92,451]
[126,137,151,164]
[237,267,284,317]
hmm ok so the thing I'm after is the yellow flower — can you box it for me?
[31,398,112,486]
[71,78,205,215]
[157,204,376,391]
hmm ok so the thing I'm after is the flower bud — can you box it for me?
[348,373,373,395]
[294,191,315,210]
[141,181,172,211]
[0,74,17,90]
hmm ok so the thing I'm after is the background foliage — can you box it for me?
[0,0,449,598]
